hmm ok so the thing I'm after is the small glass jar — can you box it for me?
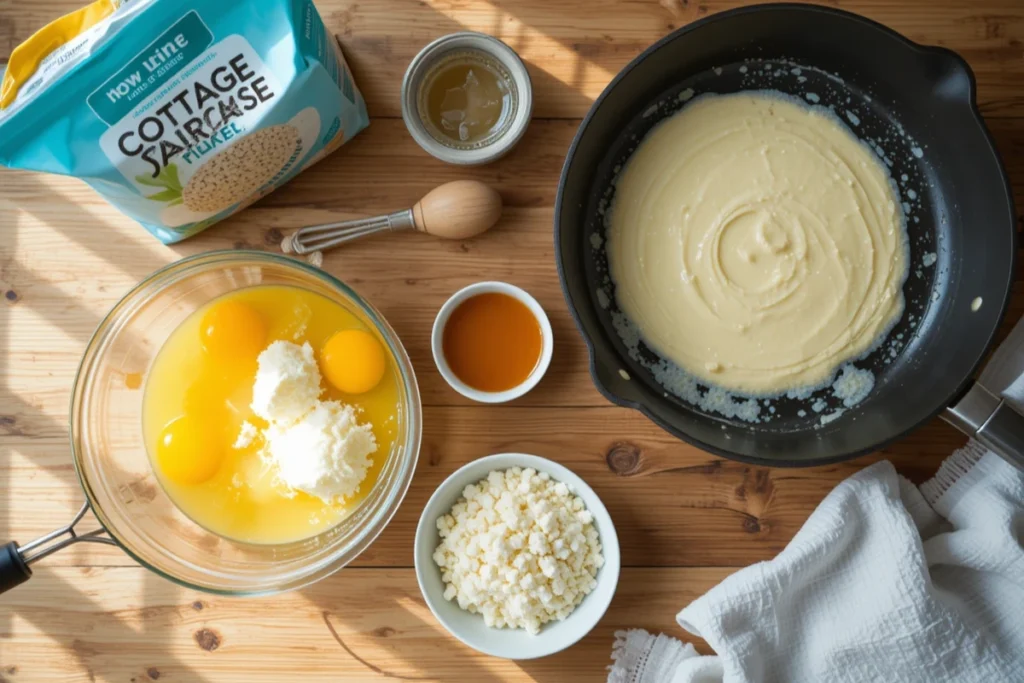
[402,32,533,165]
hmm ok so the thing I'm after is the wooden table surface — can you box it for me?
[2,0,1023,680]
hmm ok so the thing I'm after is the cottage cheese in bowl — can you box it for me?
[433,466,604,634]
[415,453,620,659]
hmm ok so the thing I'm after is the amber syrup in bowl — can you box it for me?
[431,281,553,403]
[442,291,542,392]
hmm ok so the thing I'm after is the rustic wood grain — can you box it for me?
[1,0,1023,680]
[4,111,1024,217]
[3,120,1024,415]
[3,566,727,682]
[0,405,968,570]
[6,1,1022,119]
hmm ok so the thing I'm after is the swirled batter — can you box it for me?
[608,93,906,395]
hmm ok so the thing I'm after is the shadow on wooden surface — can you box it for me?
[325,0,1024,119]
[1,566,728,680]
[0,174,208,681]
[4,567,211,682]
[0,0,1022,680]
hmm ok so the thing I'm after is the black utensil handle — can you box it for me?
[0,541,32,594]
[0,502,117,595]
[944,384,1024,471]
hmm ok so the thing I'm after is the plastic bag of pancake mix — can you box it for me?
[0,0,368,243]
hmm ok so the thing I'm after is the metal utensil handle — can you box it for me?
[943,383,1024,470]
[0,501,116,594]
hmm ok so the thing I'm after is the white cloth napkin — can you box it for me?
[609,318,1024,683]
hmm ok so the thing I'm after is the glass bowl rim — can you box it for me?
[69,249,422,595]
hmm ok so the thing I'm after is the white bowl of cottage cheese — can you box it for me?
[414,453,620,659]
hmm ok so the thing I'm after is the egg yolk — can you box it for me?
[200,301,267,359]
[320,329,386,394]
[156,415,225,485]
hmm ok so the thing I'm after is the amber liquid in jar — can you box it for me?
[423,54,512,145]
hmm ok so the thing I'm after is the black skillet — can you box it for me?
[555,4,1021,467]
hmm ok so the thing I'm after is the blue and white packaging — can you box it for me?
[0,0,369,243]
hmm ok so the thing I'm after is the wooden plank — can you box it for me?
[0,405,967,569]
[3,119,1024,417]
[3,225,1023,422]
[1,1,1022,680]
[0,117,1018,569]
[338,0,1024,120]
[9,116,1023,217]
[7,1,1019,119]
[0,118,579,212]
[0,566,725,681]
[0,203,597,410]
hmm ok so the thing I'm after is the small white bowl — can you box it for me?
[414,453,620,660]
[431,281,553,403]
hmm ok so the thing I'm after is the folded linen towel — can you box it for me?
[609,444,1024,682]
[611,309,1024,683]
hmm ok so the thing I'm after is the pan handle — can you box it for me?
[0,501,116,594]
[943,384,1024,471]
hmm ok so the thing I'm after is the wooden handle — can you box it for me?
[411,180,502,240]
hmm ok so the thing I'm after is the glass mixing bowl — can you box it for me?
[67,251,421,595]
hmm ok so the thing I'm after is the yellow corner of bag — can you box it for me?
[0,0,118,109]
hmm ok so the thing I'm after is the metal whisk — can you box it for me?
[285,180,502,255]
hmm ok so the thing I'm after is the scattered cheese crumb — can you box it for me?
[233,420,258,449]
[831,364,875,408]
[433,467,604,635]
